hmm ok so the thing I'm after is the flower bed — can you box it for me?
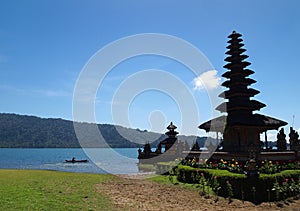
[176,165,300,203]
[181,158,300,174]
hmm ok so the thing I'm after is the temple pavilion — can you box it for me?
[199,31,287,153]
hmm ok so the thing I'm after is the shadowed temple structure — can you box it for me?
[138,31,300,163]
[196,31,300,162]
[199,31,287,153]
[138,122,188,163]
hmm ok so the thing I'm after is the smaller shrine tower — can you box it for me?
[161,122,179,151]
[138,122,183,163]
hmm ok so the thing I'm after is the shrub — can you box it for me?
[181,159,300,174]
[176,165,300,203]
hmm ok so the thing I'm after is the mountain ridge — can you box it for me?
[0,113,207,148]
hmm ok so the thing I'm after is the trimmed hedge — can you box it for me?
[176,165,300,203]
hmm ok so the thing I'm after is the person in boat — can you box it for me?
[71,157,75,162]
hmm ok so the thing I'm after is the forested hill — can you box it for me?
[0,113,206,148]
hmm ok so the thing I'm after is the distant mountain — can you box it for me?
[0,113,208,148]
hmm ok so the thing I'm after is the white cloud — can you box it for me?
[193,70,221,91]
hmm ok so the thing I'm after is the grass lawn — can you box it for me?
[148,174,215,195]
[0,169,115,210]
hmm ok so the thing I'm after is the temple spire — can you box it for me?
[199,31,287,152]
[216,31,265,120]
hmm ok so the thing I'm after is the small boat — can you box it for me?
[65,158,88,163]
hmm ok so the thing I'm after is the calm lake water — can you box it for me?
[0,148,141,174]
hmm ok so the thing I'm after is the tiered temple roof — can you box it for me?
[216,31,265,114]
[199,31,287,133]
[165,122,179,137]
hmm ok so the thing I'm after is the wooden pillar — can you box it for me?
[265,131,268,150]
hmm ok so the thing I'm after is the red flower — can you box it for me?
[285,178,289,182]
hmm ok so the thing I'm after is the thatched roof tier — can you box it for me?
[216,100,266,113]
[226,42,245,49]
[165,130,178,136]
[199,115,227,132]
[222,69,254,78]
[227,38,243,44]
[221,78,256,87]
[228,31,242,38]
[218,88,260,98]
[224,54,249,62]
[223,61,251,69]
[165,122,178,137]
[167,122,177,130]
[199,114,287,133]
[225,48,246,55]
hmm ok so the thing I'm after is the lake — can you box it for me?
[0,148,142,174]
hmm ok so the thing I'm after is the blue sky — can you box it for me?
[0,1,299,140]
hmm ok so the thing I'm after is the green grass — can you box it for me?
[148,174,172,184]
[0,169,115,210]
[148,174,214,194]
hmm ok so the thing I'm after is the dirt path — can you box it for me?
[96,175,300,211]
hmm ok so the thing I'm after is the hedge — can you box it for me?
[176,165,300,203]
